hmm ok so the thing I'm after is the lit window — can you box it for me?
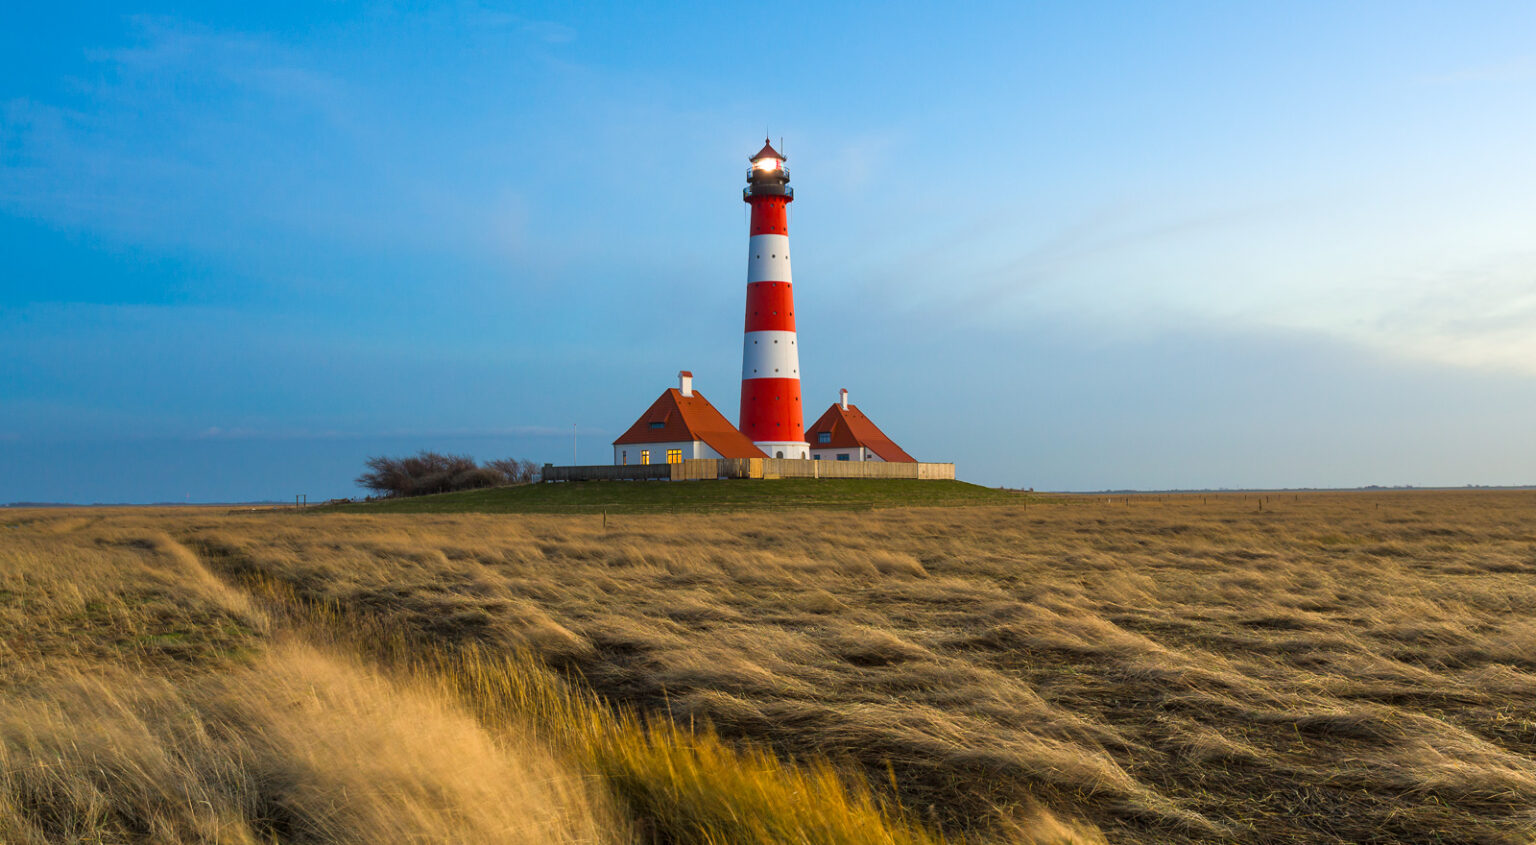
[621,450,627,465]
[640,450,650,465]
[666,449,682,464]
[836,453,850,461]
[818,432,831,444]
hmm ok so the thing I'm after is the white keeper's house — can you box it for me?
[612,372,766,466]
[805,389,915,463]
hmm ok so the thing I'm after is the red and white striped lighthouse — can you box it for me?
[739,139,809,459]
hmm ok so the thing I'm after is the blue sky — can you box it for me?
[3,2,1535,501]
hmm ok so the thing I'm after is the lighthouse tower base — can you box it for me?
[754,441,810,460]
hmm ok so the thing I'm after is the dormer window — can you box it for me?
[818,432,831,444]
[649,421,665,429]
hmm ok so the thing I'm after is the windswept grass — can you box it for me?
[0,521,621,844]
[191,490,1536,843]
[0,642,618,845]
[0,509,1095,844]
[7,490,1536,842]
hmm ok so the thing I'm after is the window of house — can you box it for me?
[621,450,627,465]
[640,450,650,465]
[812,455,820,460]
[818,432,831,444]
[836,453,850,461]
[666,449,682,464]
[649,421,665,429]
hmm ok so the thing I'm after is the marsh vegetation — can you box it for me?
[4,490,1535,843]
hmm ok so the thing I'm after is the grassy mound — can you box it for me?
[326,478,1025,514]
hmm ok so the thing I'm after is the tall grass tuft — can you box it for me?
[228,570,1097,845]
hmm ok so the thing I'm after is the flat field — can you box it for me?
[4,489,1536,843]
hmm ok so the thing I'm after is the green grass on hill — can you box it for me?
[325,479,1024,514]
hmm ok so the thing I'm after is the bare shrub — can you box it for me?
[487,457,542,485]
[356,452,540,498]
[451,466,503,491]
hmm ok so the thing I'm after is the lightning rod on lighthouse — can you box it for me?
[738,139,809,459]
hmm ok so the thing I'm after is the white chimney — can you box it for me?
[679,370,694,397]
[839,388,848,410]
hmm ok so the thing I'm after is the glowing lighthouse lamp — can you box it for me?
[738,140,809,459]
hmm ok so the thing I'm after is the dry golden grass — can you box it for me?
[0,642,619,844]
[0,519,622,844]
[7,490,1536,842]
[0,506,1097,844]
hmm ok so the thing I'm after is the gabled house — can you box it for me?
[612,371,768,466]
[806,389,916,463]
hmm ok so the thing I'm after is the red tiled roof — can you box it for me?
[750,139,784,162]
[805,403,916,462]
[613,389,767,459]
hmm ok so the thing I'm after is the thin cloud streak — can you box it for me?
[191,425,603,441]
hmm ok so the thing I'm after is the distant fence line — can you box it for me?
[542,459,955,483]
[540,464,672,482]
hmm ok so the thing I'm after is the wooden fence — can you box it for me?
[542,459,955,482]
[540,464,671,482]
[756,459,955,480]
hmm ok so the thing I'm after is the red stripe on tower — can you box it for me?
[743,282,795,332]
[739,139,808,459]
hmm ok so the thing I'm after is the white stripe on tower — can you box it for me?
[741,330,800,378]
[747,235,792,283]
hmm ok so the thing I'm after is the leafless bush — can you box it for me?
[452,467,503,491]
[486,457,541,485]
[356,452,539,498]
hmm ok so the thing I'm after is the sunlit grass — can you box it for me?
[1,512,1096,844]
[8,490,1536,843]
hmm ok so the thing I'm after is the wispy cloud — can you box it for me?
[858,173,1536,379]
[193,424,599,441]
[1425,55,1536,85]
[1,18,350,243]
[1344,252,1536,374]
[0,15,533,265]
[460,3,577,42]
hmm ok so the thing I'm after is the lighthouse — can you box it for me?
[606,138,932,476]
[739,139,809,459]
